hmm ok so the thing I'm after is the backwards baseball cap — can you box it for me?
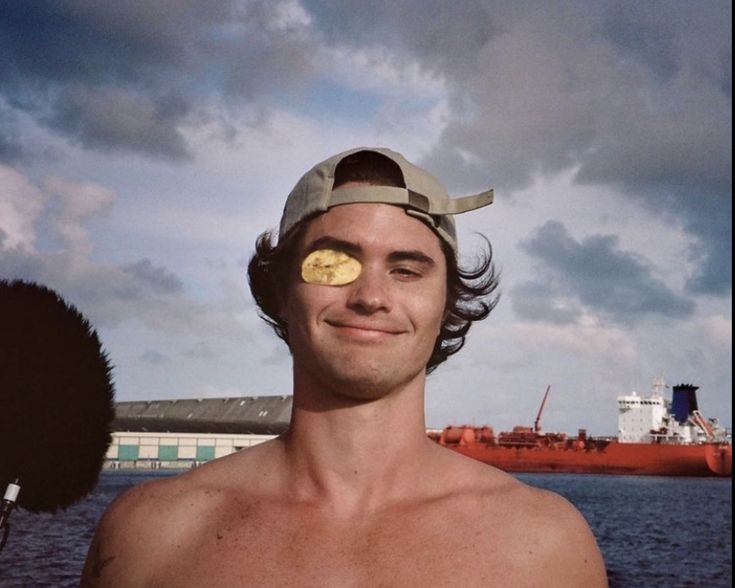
[279,147,493,253]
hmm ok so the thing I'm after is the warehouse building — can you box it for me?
[107,395,292,469]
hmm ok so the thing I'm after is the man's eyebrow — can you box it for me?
[387,250,436,267]
[304,236,436,266]
[305,236,362,256]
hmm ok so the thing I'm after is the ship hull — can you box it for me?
[448,440,732,477]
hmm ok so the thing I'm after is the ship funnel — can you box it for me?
[671,384,699,424]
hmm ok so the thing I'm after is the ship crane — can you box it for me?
[534,385,551,433]
[690,410,716,441]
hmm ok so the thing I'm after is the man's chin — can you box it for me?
[322,364,425,401]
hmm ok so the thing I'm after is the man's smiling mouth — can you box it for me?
[325,320,405,337]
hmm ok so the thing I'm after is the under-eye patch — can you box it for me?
[301,249,362,286]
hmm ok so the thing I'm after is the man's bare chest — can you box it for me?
[152,501,528,587]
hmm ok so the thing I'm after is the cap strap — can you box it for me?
[328,185,408,207]
[329,185,494,216]
[438,189,494,214]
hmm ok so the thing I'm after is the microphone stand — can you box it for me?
[0,478,21,552]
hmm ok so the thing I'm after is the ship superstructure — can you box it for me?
[431,380,732,477]
[617,378,729,445]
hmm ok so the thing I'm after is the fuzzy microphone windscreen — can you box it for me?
[0,280,115,513]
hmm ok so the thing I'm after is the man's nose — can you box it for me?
[346,266,391,314]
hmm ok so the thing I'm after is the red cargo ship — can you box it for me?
[430,381,732,477]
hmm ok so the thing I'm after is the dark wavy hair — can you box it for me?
[247,151,500,374]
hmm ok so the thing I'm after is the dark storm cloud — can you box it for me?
[304,0,731,296]
[0,106,24,162]
[0,0,317,160]
[121,259,184,295]
[516,221,694,323]
[3,1,730,295]
[44,87,192,159]
[680,196,732,296]
[0,132,23,162]
[600,0,731,94]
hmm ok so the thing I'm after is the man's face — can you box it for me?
[282,201,447,400]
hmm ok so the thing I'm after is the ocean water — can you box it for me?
[0,471,731,587]
[518,474,732,588]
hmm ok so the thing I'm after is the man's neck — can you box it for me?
[279,368,435,517]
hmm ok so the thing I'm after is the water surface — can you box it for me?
[0,471,730,587]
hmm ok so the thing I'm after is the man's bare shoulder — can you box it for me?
[426,446,608,586]
[101,439,280,517]
[81,439,284,587]
[81,472,184,586]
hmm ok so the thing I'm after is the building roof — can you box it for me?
[112,396,292,434]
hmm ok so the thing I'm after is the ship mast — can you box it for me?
[534,385,552,433]
[651,375,667,398]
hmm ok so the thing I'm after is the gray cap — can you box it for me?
[278,147,493,253]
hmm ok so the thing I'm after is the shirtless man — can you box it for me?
[82,148,607,587]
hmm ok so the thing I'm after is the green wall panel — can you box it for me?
[196,446,215,461]
[118,445,139,461]
[159,446,178,460]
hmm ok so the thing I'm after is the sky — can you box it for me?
[1,0,731,435]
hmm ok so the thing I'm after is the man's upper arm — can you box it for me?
[541,492,608,587]
[80,524,118,588]
[80,483,161,587]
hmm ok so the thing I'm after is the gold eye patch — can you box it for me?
[301,249,362,286]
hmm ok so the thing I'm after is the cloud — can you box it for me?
[0,164,248,338]
[42,175,115,255]
[139,350,171,365]
[689,314,732,351]
[510,281,582,325]
[0,241,210,333]
[600,1,731,92]
[0,0,319,160]
[2,1,730,295]
[514,220,694,323]
[301,0,731,296]
[181,341,219,359]
[679,196,732,296]
[45,86,193,160]
[501,319,638,366]
[0,104,25,162]
[121,259,184,295]
[0,163,46,249]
